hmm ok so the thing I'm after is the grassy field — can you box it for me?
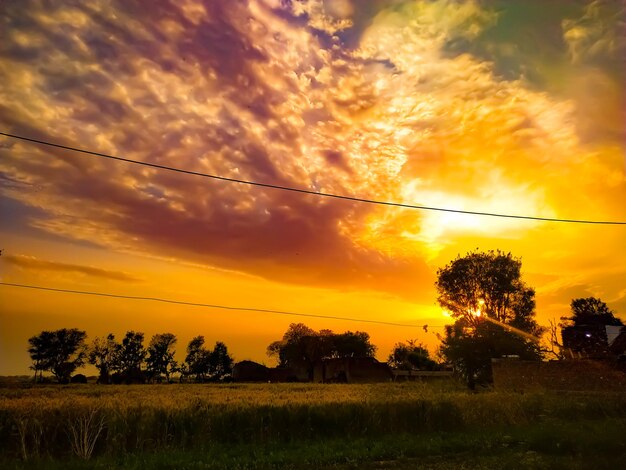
[2,382,626,468]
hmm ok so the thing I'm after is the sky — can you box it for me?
[1,0,625,375]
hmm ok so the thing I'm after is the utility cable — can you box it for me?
[0,282,444,329]
[2,131,624,225]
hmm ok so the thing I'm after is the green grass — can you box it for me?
[3,418,625,469]
[1,383,626,468]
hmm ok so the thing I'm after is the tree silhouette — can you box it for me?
[114,331,146,383]
[28,330,54,382]
[28,329,87,383]
[388,340,437,371]
[267,323,377,380]
[145,333,178,383]
[436,250,543,388]
[88,333,118,384]
[208,341,233,381]
[562,297,623,327]
[184,336,210,382]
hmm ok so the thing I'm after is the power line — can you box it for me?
[0,282,444,329]
[2,131,624,225]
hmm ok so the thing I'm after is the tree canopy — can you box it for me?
[28,328,87,383]
[88,333,118,384]
[183,336,234,382]
[436,250,543,388]
[388,340,437,371]
[562,297,623,327]
[267,323,376,380]
[146,333,178,383]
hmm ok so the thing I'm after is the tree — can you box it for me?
[27,329,87,383]
[145,333,178,383]
[560,297,623,357]
[27,330,54,382]
[184,336,210,382]
[561,297,623,327]
[388,340,437,371]
[207,341,234,381]
[267,323,378,380]
[333,332,376,358]
[267,323,317,370]
[436,250,543,388]
[114,331,146,382]
[88,333,118,384]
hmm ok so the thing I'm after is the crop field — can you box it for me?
[2,382,626,469]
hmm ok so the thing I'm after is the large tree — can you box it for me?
[145,333,178,383]
[436,250,543,388]
[562,297,623,327]
[27,329,87,383]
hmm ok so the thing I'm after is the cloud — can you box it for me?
[4,254,141,282]
[0,0,624,302]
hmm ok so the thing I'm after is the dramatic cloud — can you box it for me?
[0,0,624,302]
[5,254,140,282]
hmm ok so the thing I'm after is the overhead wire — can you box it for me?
[2,131,624,225]
[0,282,444,330]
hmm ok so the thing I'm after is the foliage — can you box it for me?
[27,329,87,384]
[27,330,55,382]
[145,333,178,383]
[267,323,377,380]
[184,336,210,382]
[388,340,438,370]
[87,334,118,384]
[113,331,146,383]
[208,341,233,381]
[561,297,623,327]
[436,250,543,388]
[183,337,234,382]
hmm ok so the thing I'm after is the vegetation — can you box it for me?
[87,334,117,384]
[562,297,623,327]
[1,383,626,468]
[182,337,234,382]
[267,323,377,381]
[28,329,87,384]
[436,250,544,388]
[145,333,178,383]
[387,340,438,371]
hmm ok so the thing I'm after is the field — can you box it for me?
[2,382,626,469]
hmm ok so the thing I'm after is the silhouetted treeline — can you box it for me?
[27,329,233,384]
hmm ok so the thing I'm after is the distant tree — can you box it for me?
[145,333,178,383]
[267,323,378,380]
[88,334,118,384]
[208,341,234,381]
[27,329,87,383]
[388,340,437,371]
[114,331,146,382]
[436,250,543,388]
[28,330,54,382]
[332,331,376,358]
[267,323,317,370]
[184,336,210,382]
[561,297,623,327]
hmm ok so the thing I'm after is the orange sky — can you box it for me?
[1,0,625,375]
